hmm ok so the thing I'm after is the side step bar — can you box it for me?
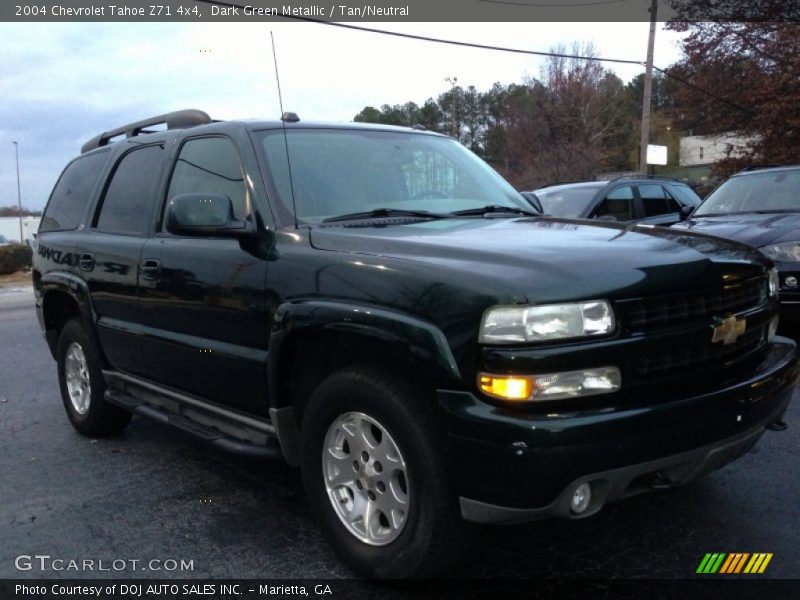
[103,371,283,460]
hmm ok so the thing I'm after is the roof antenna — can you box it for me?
[270,31,299,229]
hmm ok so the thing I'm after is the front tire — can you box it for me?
[300,366,470,578]
[56,319,132,437]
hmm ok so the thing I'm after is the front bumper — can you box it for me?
[437,338,797,524]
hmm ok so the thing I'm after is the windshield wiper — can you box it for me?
[322,208,449,224]
[450,205,540,217]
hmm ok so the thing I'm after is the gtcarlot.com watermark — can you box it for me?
[14,554,194,572]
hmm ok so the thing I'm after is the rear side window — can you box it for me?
[94,145,165,235]
[166,137,248,220]
[638,184,681,217]
[40,151,109,232]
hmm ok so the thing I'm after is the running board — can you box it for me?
[103,371,282,460]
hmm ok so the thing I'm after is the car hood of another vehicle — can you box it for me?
[673,212,800,249]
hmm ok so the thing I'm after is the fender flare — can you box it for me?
[39,271,104,361]
[267,299,461,409]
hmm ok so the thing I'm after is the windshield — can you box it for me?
[695,169,800,216]
[533,184,605,217]
[257,128,528,224]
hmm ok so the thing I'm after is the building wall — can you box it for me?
[0,216,41,244]
[679,134,753,167]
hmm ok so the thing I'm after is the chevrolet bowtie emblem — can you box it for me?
[711,316,747,345]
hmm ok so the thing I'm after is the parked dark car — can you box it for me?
[527,177,702,225]
[33,110,796,578]
[673,166,800,321]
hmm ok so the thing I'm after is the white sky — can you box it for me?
[0,22,685,209]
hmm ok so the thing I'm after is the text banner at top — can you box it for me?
[4,0,800,23]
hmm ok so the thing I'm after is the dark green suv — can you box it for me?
[33,110,796,578]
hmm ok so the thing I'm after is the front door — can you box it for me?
[137,135,269,415]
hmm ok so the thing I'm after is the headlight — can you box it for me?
[769,268,780,297]
[761,242,800,262]
[479,300,615,344]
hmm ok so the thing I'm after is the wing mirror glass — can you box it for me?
[166,193,255,237]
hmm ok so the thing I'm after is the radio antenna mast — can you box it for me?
[270,31,299,228]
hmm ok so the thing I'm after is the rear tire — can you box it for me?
[300,365,471,578]
[56,318,132,437]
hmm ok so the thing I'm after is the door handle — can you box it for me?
[140,259,162,281]
[78,253,94,271]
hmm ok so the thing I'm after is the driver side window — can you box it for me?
[166,137,249,225]
[592,185,634,221]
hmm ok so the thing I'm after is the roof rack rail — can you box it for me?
[609,174,679,183]
[81,109,212,154]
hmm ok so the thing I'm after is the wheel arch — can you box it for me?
[39,272,105,363]
[266,300,462,466]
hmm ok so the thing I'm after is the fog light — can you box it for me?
[478,367,621,402]
[768,316,780,341]
[571,483,592,514]
[785,275,798,288]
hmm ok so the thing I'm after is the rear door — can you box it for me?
[137,134,270,416]
[72,142,166,375]
[635,183,684,226]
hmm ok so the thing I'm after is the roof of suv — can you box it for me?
[81,108,445,154]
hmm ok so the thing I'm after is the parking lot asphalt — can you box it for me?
[1,287,799,581]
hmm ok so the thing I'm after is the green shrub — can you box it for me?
[0,243,33,275]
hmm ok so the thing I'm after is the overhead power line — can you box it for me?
[652,65,755,115]
[194,0,758,116]
[478,0,628,7]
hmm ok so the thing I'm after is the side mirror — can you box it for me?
[166,193,255,237]
[679,205,694,221]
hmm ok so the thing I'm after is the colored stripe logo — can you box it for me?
[696,553,773,574]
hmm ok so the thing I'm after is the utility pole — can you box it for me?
[639,0,658,174]
[12,141,23,243]
[445,76,458,138]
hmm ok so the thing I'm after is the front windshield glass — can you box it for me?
[257,128,528,224]
[534,184,604,217]
[695,169,800,216]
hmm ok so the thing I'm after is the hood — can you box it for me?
[674,212,800,248]
[309,217,768,302]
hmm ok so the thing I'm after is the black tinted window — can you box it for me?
[95,145,164,235]
[639,184,680,217]
[166,137,248,220]
[40,152,108,232]
[593,185,634,221]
